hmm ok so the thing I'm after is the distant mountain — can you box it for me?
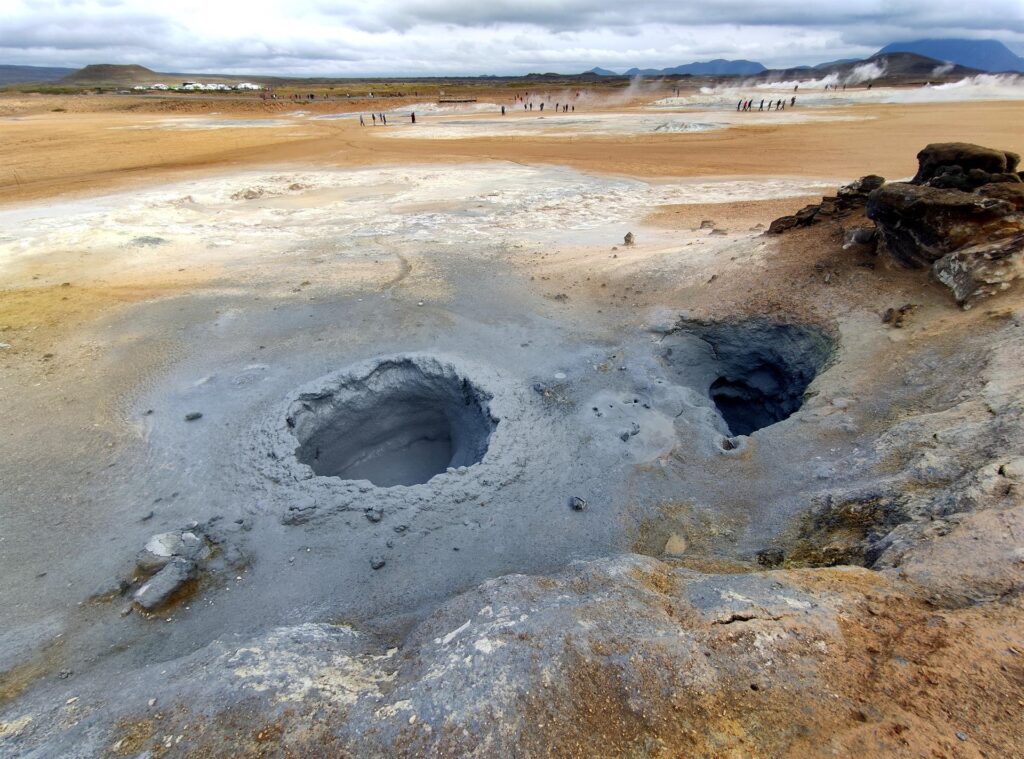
[878,39,1024,73]
[625,59,766,77]
[764,52,979,82]
[587,67,620,76]
[812,58,861,70]
[0,64,76,85]
[61,64,160,85]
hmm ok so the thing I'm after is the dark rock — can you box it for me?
[816,199,837,217]
[569,496,587,511]
[623,232,635,246]
[756,547,785,568]
[133,558,196,610]
[987,173,1023,184]
[978,182,1024,211]
[794,204,820,224]
[370,556,386,570]
[843,225,877,252]
[184,412,203,421]
[866,182,1017,268]
[769,176,886,235]
[767,215,799,234]
[866,156,1024,306]
[837,174,885,201]
[912,142,1019,186]
[882,304,917,328]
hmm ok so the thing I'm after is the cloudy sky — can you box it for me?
[2,0,1023,76]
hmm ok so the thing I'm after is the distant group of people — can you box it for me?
[737,96,796,111]
[358,111,417,126]
[518,101,575,112]
[510,91,579,114]
[359,112,389,126]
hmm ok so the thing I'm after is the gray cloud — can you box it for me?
[1,0,1022,76]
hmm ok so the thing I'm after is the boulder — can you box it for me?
[912,142,1020,186]
[866,182,1020,269]
[842,225,877,252]
[932,232,1024,306]
[767,214,799,234]
[136,530,209,573]
[133,558,196,610]
[864,145,1024,307]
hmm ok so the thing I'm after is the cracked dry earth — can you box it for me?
[0,159,1022,758]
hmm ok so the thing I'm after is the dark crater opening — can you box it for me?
[288,358,496,487]
[685,319,836,436]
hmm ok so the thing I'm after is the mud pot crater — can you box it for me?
[287,356,498,487]
[665,318,837,437]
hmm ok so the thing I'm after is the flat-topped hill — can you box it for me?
[61,64,160,85]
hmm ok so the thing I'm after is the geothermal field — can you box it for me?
[1,70,1024,757]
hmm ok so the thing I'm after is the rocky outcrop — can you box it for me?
[767,174,884,233]
[767,143,1024,307]
[867,142,1024,307]
[911,142,1021,190]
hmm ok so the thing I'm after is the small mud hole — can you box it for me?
[710,370,802,437]
[670,319,836,436]
[288,357,496,487]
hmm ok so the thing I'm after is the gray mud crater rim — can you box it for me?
[288,356,497,487]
